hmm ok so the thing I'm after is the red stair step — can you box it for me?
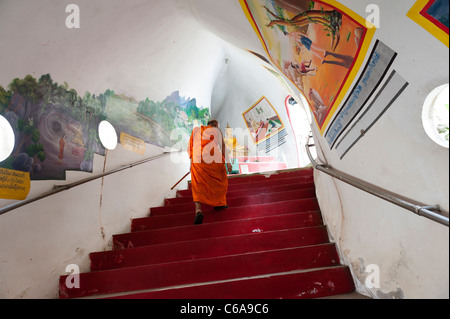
[91,227,331,271]
[219,167,313,185]
[131,198,320,232]
[153,188,316,216]
[166,181,315,206]
[113,212,323,249]
[58,166,357,300]
[181,176,314,196]
[59,244,340,299]
[107,266,355,299]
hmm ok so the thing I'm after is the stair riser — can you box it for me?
[113,212,323,248]
[91,227,330,271]
[228,168,314,184]
[131,198,320,232]
[179,176,314,197]
[106,267,355,299]
[153,188,317,216]
[60,245,339,299]
[59,168,356,300]
[221,168,313,185]
[166,182,315,206]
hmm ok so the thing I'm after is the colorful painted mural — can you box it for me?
[0,74,209,181]
[240,0,375,133]
[242,96,285,144]
[407,0,449,47]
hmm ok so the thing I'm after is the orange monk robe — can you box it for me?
[187,125,229,207]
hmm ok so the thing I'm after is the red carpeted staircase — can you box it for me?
[59,167,355,299]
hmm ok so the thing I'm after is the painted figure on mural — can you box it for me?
[285,31,354,69]
[309,88,327,124]
[187,119,233,225]
[58,133,66,164]
[285,60,317,77]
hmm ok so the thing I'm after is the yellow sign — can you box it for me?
[120,132,146,155]
[0,168,31,200]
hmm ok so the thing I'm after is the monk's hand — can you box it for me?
[226,163,232,174]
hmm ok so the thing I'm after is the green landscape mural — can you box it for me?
[0,74,209,180]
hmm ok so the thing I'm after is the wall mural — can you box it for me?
[0,74,209,182]
[407,0,449,47]
[242,96,285,145]
[240,0,375,134]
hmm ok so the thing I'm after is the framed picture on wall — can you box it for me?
[242,96,285,144]
[407,0,449,47]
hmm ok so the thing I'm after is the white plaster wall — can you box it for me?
[184,0,449,299]
[210,43,301,168]
[0,0,224,108]
[0,0,210,298]
[0,0,448,299]
[0,143,190,298]
[178,0,264,55]
[309,0,449,298]
[180,0,303,168]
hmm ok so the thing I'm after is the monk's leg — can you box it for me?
[193,202,204,225]
[195,202,202,213]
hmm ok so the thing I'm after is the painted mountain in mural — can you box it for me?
[0,74,209,180]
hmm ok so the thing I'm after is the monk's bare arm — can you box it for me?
[220,131,232,174]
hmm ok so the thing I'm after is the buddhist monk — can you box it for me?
[58,133,66,164]
[187,119,233,224]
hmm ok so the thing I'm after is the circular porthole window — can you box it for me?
[422,84,449,148]
[0,115,15,162]
[98,120,118,150]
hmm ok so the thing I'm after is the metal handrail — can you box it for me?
[0,150,181,216]
[305,133,449,227]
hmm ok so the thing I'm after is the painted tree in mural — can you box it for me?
[16,118,45,171]
[0,85,12,115]
[1,76,46,174]
[264,1,342,51]
[136,91,210,148]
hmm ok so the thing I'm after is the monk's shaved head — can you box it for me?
[208,119,219,127]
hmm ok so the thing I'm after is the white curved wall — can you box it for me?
[0,0,219,298]
[311,0,449,298]
[190,0,450,298]
[0,144,190,298]
[210,43,300,168]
